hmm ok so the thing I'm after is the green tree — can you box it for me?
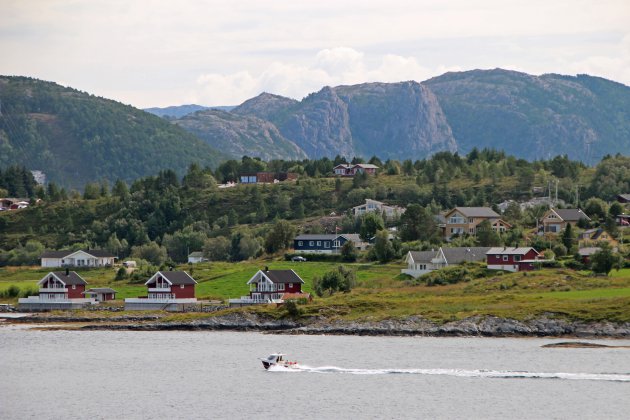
[372,229,395,262]
[359,212,384,241]
[561,223,575,250]
[203,236,231,261]
[264,219,296,254]
[399,204,437,242]
[340,241,358,262]
[313,265,356,296]
[591,244,623,275]
[131,241,168,266]
[476,220,502,246]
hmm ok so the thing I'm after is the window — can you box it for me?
[502,255,509,261]
[180,284,185,289]
[468,218,474,223]
[72,285,76,290]
[278,284,285,291]
[298,241,303,246]
[324,241,330,248]
[449,216,464,224]
[317,241,321,246]
[288,283,293,288]
[309,241,314,246]
[514,255,522,262]
[469,228,475,234]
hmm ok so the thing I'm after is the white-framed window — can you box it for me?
[309,241,314,246]
[288,283,293,288]
[317,241,321,246]
[449,216,464,224]
[180,284,185,289]
[324,242,330,248]
[514,255,522,262]
[278,284,285,291]
[468,218,474,223]
[298,241,303,246]
[72,285,76,290]
[502,255,509,261]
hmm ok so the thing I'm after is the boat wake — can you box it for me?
[268,365,630,382]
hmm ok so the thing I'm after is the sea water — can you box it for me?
[1,326,629,419]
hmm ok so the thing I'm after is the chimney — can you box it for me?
[65,268,69,276]
[265,266,269,272]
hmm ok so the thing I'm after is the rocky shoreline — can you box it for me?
[10,313,630,338]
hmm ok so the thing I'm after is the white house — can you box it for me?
[187,252,208,263]
[40,249,116,268]
[402,247,490,278]
[351,199,405,220]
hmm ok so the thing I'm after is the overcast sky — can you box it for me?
[1,0,629,108]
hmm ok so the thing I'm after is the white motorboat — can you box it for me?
[260,353,298,370]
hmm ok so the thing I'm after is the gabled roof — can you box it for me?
[145,271,197,286]
[295,234,338,241]
[83,287,117,294]
[407,247,490,264]
[38,271,87,286]
[552,208,591,222]
[355,163,379,169]
[486,247,539,256]
[617,194,630,201]
[446,207,500,218]
[248,269,304,284]
[188,252,204,258]
[40,249,115,259]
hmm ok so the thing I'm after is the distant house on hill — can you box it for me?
[578,228,618,247]
[229,268,305,306]
[333,163,379,176]
[402,247,490,278]
[239,172,297,184]
[486,247,541,272]
[351,199,405,220]
[124,271,198,311]
[617,194,630,204]
[18,270,96,311]
[40,249,115,268]
[540,208,590,234]
[442,207,510,240]
[293,233,367,254]
[187,252,207,264]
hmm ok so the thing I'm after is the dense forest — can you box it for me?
[0,76,225,189]
[0,150,628,266]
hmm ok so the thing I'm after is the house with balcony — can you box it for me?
[351,199,405,220]
[40,249,115,268]
[229,268,304,306]
[540,208,590,234]
[486,247,542,272]
[124,271,198,311]
[442,207,510,240]
[402,247,490,278]
[18,270,96,311]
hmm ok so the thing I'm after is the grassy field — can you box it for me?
[1,261,629,323]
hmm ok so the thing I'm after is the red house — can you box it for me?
[230,268,304,305]
[144,271,197,300]
[37,270,87,300]
[486,247,541,272]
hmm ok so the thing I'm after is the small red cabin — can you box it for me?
[144,271,197,300]
[486,247,541,272]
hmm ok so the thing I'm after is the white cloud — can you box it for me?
[193,48,453,105]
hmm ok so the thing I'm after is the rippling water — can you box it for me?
[1,326,629,419]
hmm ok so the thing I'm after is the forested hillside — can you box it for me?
[1,151,628,267]
[0,77,226,189]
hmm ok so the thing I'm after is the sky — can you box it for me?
[1,0,629,108]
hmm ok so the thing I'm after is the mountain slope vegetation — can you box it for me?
[0,77,225,189]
